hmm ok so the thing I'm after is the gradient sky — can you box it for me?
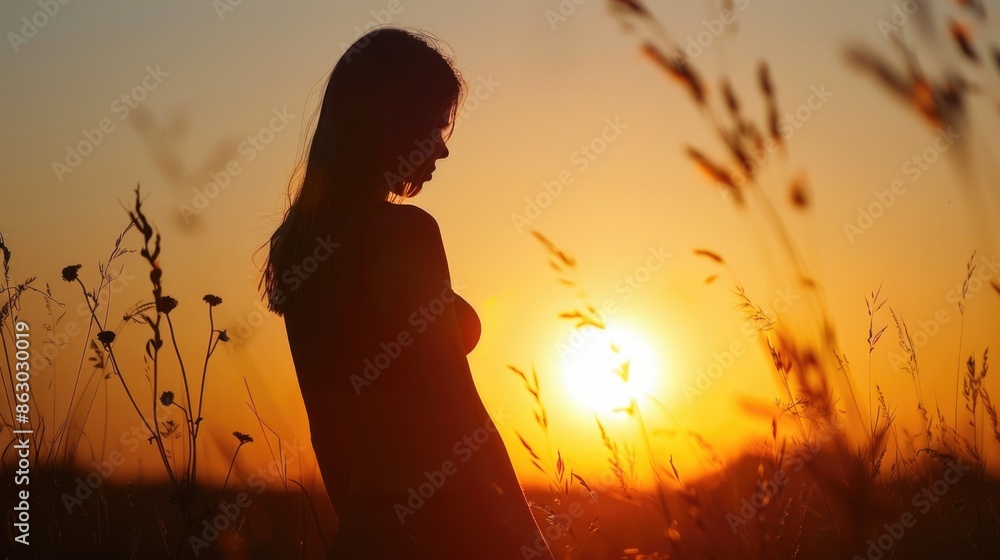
[3,0,999,512]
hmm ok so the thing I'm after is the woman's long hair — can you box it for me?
[261,27,466,315]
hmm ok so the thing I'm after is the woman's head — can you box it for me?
[310,27,464,201]
[262,27,465,314]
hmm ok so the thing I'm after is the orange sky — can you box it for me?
[3,0,1000,512]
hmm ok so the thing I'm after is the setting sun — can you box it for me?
[560,325,661,413]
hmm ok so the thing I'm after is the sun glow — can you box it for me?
[561,325,661,413]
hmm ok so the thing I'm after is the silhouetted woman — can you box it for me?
[261,28,553,559]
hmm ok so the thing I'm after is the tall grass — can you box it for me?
[502,1,1000,558]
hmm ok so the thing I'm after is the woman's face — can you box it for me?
[421,121,450,182]
[394,111,453,197]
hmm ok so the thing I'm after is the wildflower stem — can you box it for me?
[165,313,197,510]
[189,306,217,522]
[220,444,243,497]
[196,307,216,436]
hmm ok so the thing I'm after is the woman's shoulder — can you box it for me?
[367,202,442,242]
[372,201,436,224]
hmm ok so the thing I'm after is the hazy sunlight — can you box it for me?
[561,325,661,413]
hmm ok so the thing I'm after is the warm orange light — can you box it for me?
[561,325,660,413]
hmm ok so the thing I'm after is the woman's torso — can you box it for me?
[284,201,491,493]
[283,201,551,558]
